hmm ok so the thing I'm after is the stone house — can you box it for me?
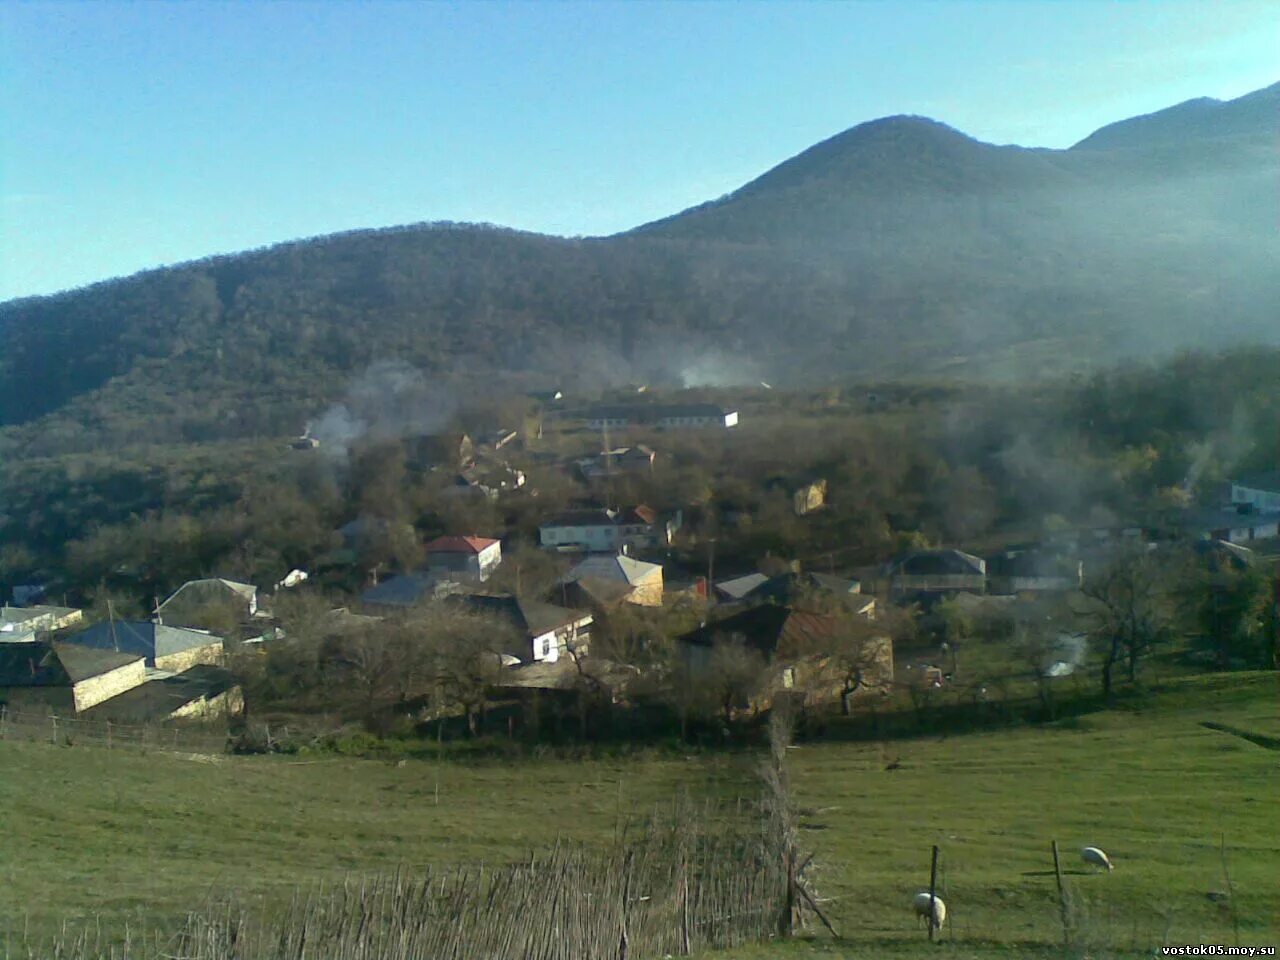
[81,664,244,723]
[60,620,224,672]
[156,578,258,630]
[0,604,84,636]
[561,554,663,606]
[676,605,893,711]
[0,641,147,714]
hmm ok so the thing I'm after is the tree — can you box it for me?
[417,605,514,737]
[1080,546,1176,698]
[1179,550,1274,670]
[826,618,890,716]
[706,638,771,727]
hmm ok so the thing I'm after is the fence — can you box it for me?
[21,803,793,960]
[0,707,230,756]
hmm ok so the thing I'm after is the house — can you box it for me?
[737,572,871,615]
[445,593,592,665]
[0,604,83,636]
[360,572,462,611]
[561,554,663,606]
[986,549,1083,595]
[156,578,258,630]
[1229,473,1280,514]
[405,432,474,471]
[539,506,661,553]
[1183,504,1280,545]
[479,428,519,451]
[60,621,224,672]
[576,445,656,481]
[560,576,640,614]
[676,606,893,709]
[424,535,503,582]
[583,404,739,431]
[654,404,739,429]
[81,664,244,723]
[791,479,828,517]
[714,573,770,602]
[0,641,147,714]
[443,463,526,500]
[888,549,987,600]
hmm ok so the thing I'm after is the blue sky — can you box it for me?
[2,1,1276,301]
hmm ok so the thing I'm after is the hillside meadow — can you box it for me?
[1,672,1276,959]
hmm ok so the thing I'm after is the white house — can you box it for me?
[655,404,738,429]
[583,404,738,431]
[539,506,661,553]
[424,535,503,582]
[1230,474,1280,514]
[445,593,592,665]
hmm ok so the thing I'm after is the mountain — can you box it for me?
[2,83,1277,453]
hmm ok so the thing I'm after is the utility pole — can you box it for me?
[707,538,717,604]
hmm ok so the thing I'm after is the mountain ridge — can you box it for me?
[2,82,1277,452]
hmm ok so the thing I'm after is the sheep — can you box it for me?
[912,891,946,928]
[1081,846,1114,872]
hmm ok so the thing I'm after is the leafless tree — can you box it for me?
[1080,545,1176,698]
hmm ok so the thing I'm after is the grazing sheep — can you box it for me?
[1081,846,1114,872]
[912,892,946,928]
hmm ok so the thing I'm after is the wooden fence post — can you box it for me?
[1052,840,1070,946]
[927,844,940,941]
[106,720,112,750]
[0,705,6,740]
[50,715,58,745]
[679,854,691,956]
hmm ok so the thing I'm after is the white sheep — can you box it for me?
[912,891,946,928]
[1081,846,1114,872]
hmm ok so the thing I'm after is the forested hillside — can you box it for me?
[1,83,1276,453]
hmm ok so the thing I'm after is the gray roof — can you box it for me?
[0,641,142,687]
[0,604,80,630]
[360,572,459,608]
[82,665,238,723]
[892,549,986,576]
[714,573,769,600]
[445,594,590,650]
[564,554,661,586]
[1232,472,1280,493]
[60,621,221,664]
[159,578,256,610]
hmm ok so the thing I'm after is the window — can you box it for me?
[541,637,552,657]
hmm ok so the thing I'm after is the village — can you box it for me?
[4,386,1277,746]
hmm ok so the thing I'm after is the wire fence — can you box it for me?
[0,706,230,755]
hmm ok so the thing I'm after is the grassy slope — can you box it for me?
[1,673,1276,958]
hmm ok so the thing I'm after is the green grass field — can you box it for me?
[2,672,1276,959]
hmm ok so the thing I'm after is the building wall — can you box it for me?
[541,524,618,552]
[71,659,149,712]
[627,574,664,606]
[890,575,986,595]
[169,684,245,720]
[1232,484,1280,512]
[155,642,224,674]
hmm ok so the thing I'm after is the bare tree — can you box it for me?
[706,638,771,727]
[1080,545,1176,698]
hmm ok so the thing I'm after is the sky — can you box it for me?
[1,1,1276,302]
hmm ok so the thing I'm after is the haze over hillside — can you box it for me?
[2,83,1276,448]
